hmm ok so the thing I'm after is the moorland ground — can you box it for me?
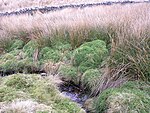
[0,1,150,113]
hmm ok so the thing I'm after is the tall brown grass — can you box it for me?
[0,3,149,45]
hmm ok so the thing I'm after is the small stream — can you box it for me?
[1,71,90,112]
[59,81,89,111]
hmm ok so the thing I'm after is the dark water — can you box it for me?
[1,71,90,111]
[59,82,89,107]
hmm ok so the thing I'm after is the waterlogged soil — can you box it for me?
[59,82,89,108]
[1,71,90,112]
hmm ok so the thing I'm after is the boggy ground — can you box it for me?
[0,74,86,113]
[0,2,150,113]
[0,37,150,113]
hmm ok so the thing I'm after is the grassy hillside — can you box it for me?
[0,0,109,12]
[2,0,148,12]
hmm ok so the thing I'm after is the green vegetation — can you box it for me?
[39,47,61,63]
[9,39,24,52]
[110,38,150,81]
[81,69,101,89]
[59,65,78,82]
[94,81,150,113]
[0,74,85,113]
[0,17,149,113]
[0,52,38,73]
[73,40,108,73]
[23,40,38,57]
[120,81,150,96]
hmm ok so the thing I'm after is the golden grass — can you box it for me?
[0,99,53,113]
[0,3,149,46]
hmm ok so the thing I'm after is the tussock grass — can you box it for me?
[0,3,149,45]
[0,99,53,113]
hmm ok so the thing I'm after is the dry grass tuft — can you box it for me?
[0,99,53,113]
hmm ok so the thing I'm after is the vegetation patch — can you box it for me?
[23,40,38,58]
[73,40,108,73]
[81,69,101,90]
[94,81,150,113]
[9,39,24,52]
[0,86,30,102]
[0,99,53,113]
[0,52,38,74]
[109,38,150,81]
[59,65,78,83]
[0,74,85,113]
[39,47,61,63]
[0,4,149,113]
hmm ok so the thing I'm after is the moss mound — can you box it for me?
[53,42,71,51]
[81,69,101,89]
[121,81,150,96]
[0,52,38,73]
[23,40,38,57]
[95,81,150,113]
[9,39,24,52]
[39,47,61,63]
[0,53,17,72]
[0,74,85,113]
[59,65,78,82]
[73,40,108,73]
[0,86,30,102]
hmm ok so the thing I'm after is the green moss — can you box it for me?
[0,86,30,102]
[73,40,108,73]
[63,51,73,61]
[9,49,22,56]
[95,83,150,113]
[23,40,38,57]
[39,47,61,63]
[121,81,150,96]
[0,74,85,112]
[54,42,71,51]
[81,69,101,89]
[0,52,38,73]
[0,39,24,53]
[9,39,24,51]
[0,53,16,60]
[37,112,49,113]
[54,98,85,113]
[4,74,34,90]
[0,53,17,72]
[30,81,58,104]
[59,65,78,82]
